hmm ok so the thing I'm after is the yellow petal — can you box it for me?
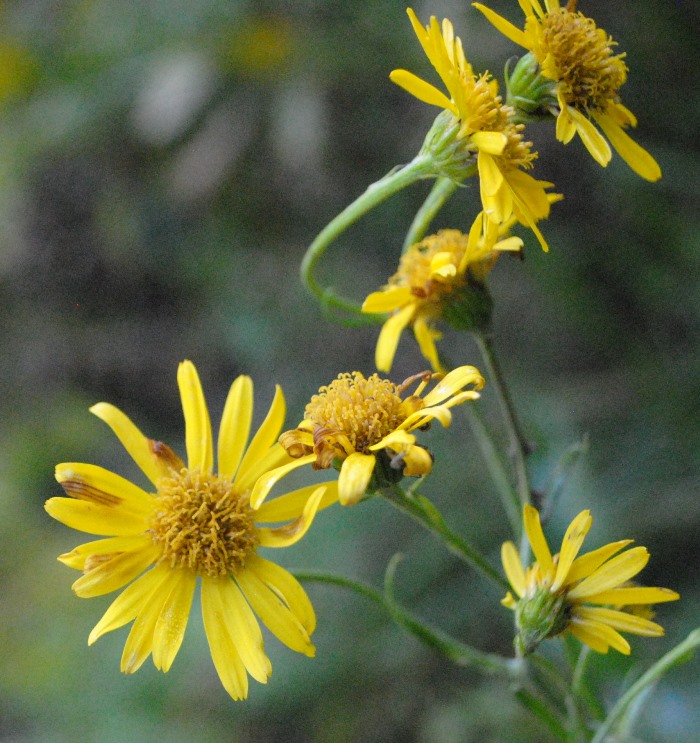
[594,110,662,182]
[580,586,679,606]
[472,131,507,155]
[564,106,611,167]
[121,568,180,673]
[71,540,159,597]
[257,486,326,548]
[338,452,376,506]
[55,462,154,515]
[235,564,315,656]
[555,106,577,144]
[565,539,633,585]
[568,617,630,655]
[201,575,249,700]
[574,606,664,638]
[523,504,554,580]
[402,444,433,476]
[249,453,317,510]
[177,360,213,473]
[389,69,455,113]
[209,575,271,683]
[235,441,293,494]
[90,402,171,487]
[567,546,649,600]
[89,563,172,645]
[45,497,147,537]
[473,3,529,48]
[217,375,253,481]
[362,287,413,313]
[421,365,485,407]
[551,510,591,592]
[501,541,526,597]
[413,315,443,373]
[478,151,505,198]
[58,535,151,570]
[255,481,339,523]
[236,385,286,487]
[375,304,416,373]
[247,554,316,634]
[152,569,196,672]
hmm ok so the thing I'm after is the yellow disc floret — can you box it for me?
[151,468,259,577]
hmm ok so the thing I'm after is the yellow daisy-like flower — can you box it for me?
[45,361,338,700]
[502,504,679,655]
[264,366,484,507]
[392,7,556,250]
[362,212,523,373]
[474,0,661,181]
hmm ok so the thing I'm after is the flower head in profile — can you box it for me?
[474,0,661,181]
[46,361,337,700]
[392,8,556,250]
[502,505,679,655]
[269,366,484,506]
[362,213,523,373]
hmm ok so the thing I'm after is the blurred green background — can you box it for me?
[0,0,698,741]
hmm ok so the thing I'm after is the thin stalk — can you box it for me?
[294,569,518,676]
[384,484,509,591]
[462,403,521,535]
[300,154,435,316]
[401,175,461,253]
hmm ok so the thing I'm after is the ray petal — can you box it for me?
[249,453,317,510]
[255,481,339,523]
[567,546,649,600]
[362,287,413,313]
[152,569,197,672]
[72,540,160,597]
[236,385,286,486]
[45,497,147,537]
[389,69,455,112]
[594,111,662,182]
[501,541,526,597]
[338,452,376,506]
[551,510,592,592]
[218,375,253,481]
[523,504,554,579]
[574,607,664,637]
[177,360,213,473]
[375,304,415,373]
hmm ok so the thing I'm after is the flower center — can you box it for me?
[304,372,407,454]
[461,74,537,172]
[150,468,259,577]
[536,9,627,111]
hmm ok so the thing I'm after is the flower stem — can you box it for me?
[300,154,435,317]
[591,628,700,743]
[293,568,518,676]
[401,175,461,253]
[384,484,510,591]
[472,330,531,539]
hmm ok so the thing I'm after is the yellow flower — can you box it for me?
[473,0,661,181]
[392,8,556,250]
[264,366,484,506]
[362,213,523,373]
[502,505,679,655]
[46,361,337,700]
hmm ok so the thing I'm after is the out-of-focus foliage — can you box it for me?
[0,0,698,741]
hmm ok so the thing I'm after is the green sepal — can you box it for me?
[441,275,494,333]
[505,53,558,122]
[515,586,570,655]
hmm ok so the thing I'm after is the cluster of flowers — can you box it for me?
[46,1,676,702]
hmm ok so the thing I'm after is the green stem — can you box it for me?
[401,175,461,253]
[591,628,700,743]
[293,568,518,676]
[300,154,435,317]
[384,484,510,591]
[472,330,531,549]
[462,403,521,535]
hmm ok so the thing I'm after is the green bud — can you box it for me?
[418,110,478,183]
[505,53,558,123]
[514,585,570,655]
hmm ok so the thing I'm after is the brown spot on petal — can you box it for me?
[149,439,185,471]
[60,480,122,507]
[84,552,123,572]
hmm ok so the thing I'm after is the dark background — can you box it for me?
[0,1,698,741]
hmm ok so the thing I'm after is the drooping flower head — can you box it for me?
[362,212,523,372]
[46,361,337,700]
[392,8,557,250]
[474,0,661,181]
[268,366,484,506]
[502,505,679,655]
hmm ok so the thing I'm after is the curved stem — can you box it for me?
[300,154,435,317]
[401,175,461,253]
[383,484,510,591]
[293,568,518,676]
